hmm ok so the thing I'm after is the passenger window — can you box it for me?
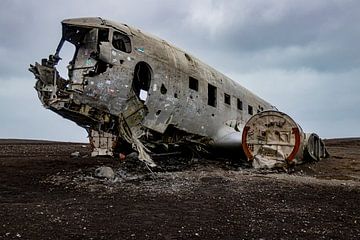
[224,93,231,105]
[237,99,243,110]
[189,77,199,91]
[248,105,253,115]
[208,84,217,107]
[112,31,131,53]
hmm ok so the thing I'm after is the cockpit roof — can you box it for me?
[62,17,131,35]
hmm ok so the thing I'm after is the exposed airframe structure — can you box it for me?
[29,17,328,168]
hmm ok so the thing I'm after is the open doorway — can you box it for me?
[132,62,152,101]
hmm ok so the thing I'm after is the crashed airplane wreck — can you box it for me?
[29,17,328,169]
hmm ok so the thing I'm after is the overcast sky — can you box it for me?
[0,0,359,142]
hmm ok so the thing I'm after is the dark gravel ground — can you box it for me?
[0,138,359,239]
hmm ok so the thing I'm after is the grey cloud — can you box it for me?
[228,68,360,138]
[181,0,360,72]
[0,0,189,79]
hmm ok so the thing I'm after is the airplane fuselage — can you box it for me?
[29,17,326,168]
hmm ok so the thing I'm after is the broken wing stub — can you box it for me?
[118,114,156,168]
[242,110,328,169]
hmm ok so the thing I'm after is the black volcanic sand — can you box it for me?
[0,138,359,239]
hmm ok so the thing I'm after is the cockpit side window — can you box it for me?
[112,31,131,53]
[99,29,109,42]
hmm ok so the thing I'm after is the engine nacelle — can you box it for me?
[242,110,328,168]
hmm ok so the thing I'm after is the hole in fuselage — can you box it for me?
[132,62,152,102]
[208,84,217,107]
[88,60,109,77]
[57,41,76,79]
[161,84,167,94]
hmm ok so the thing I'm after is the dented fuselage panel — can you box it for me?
[29,17,326,168]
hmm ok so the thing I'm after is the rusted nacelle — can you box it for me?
[242,111,328,169]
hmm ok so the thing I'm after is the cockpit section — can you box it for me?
[58,23,133,93]
[29,19,148,157]
[29,18,159,164]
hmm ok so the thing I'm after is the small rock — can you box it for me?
[94,166,115,179]
[71,151,80,157]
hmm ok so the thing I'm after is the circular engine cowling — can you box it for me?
[242,110,305,168]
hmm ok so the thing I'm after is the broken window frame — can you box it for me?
[237,98,243,110]
[248,105,253,115]
[112,31,132,53]
[98,28,110,42]
[224,93,231,105]
[62,25,92,47]
[208,84,217,107]
[189,77,199,91]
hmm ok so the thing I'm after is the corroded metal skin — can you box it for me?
[29,17,325,168]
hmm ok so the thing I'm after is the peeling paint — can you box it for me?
[136,47,145,53]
